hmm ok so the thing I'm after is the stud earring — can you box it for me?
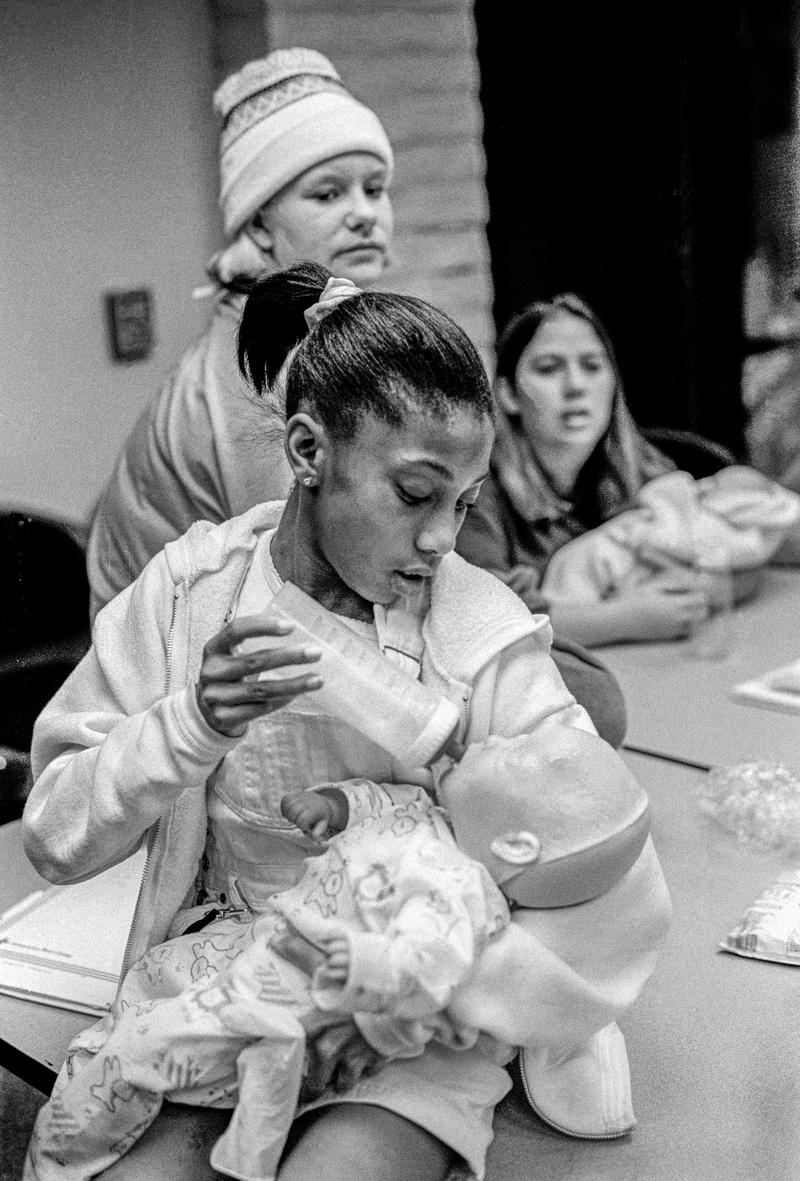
[302,475,316,487]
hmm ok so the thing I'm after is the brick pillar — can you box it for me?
[263,0,494,362]
[208,0,269,82]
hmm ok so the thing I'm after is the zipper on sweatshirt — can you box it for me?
[120,823,159,977]
[180,874,255,933]
[120,589,179,977]
[164,589,178,695]
[459,686,472,748]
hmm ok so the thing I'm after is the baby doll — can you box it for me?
[541,466,800,606]
[26,728,651,1181]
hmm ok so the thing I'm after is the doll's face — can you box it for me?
[442,730,652,910]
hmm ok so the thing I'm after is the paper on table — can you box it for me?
[0,849,145,1016]
[730,657,800,717]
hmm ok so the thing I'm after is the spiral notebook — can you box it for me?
[730,658,800,717]
[0,850,144,1016]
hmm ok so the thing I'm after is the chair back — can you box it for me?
[0,512,91,816]
[642,427,737,479]
[0,512,89,655]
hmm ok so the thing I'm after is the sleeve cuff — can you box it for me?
[339,781,429,827]
[166,685,241,763]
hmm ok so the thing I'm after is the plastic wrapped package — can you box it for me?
[698,760,800,852]
[722,870,800,964]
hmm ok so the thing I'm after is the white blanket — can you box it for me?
[541,467,800,603]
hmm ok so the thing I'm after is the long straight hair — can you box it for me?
[495,293,668,513]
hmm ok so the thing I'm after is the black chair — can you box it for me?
[641,429,770,604]
[641,427,738,479]
[0,511,91,823]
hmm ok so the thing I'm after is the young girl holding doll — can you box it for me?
[23,267,670,1181]
[456,293,800,647]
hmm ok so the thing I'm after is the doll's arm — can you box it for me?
[284,779,433,842]
[281,787,349,842]
[311,851,502,1019]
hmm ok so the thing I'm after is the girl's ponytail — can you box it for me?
[239,261,492,441]
[237,261,331,395]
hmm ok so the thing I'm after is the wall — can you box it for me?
[0,0,491,524]
[265,0,494,363]
[0,0,221,524]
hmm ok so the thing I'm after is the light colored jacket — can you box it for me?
[85,295,292,622]
[25,502,671,1052]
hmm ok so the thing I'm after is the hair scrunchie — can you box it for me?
[304,276,362,330]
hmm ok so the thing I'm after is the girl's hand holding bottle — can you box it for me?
[196,612,323,737]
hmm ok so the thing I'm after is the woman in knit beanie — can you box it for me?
[86,48,395,622]
[209,47,394,290]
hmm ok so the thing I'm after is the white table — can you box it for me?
[5,753,800,1179]
[487,750,800,1181]
[0,822,90,1093]
[595,567,800,769]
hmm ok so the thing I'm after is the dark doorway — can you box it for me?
[474,2,757,454]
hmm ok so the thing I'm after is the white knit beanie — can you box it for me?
[214,47,394,239]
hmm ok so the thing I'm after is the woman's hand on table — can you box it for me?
[196,612,323,737]
[550,573,709,645]
[614,579,709,640]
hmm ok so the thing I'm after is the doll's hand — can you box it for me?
[272,924,349,989]
[281,789,336,842]
[315,935,351,988]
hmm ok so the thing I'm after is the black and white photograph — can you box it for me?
[2,3,800,1179]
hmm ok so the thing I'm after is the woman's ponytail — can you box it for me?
[237,261,331,395]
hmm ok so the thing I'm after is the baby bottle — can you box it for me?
[259,580,460,766]
[689,548,735,660]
